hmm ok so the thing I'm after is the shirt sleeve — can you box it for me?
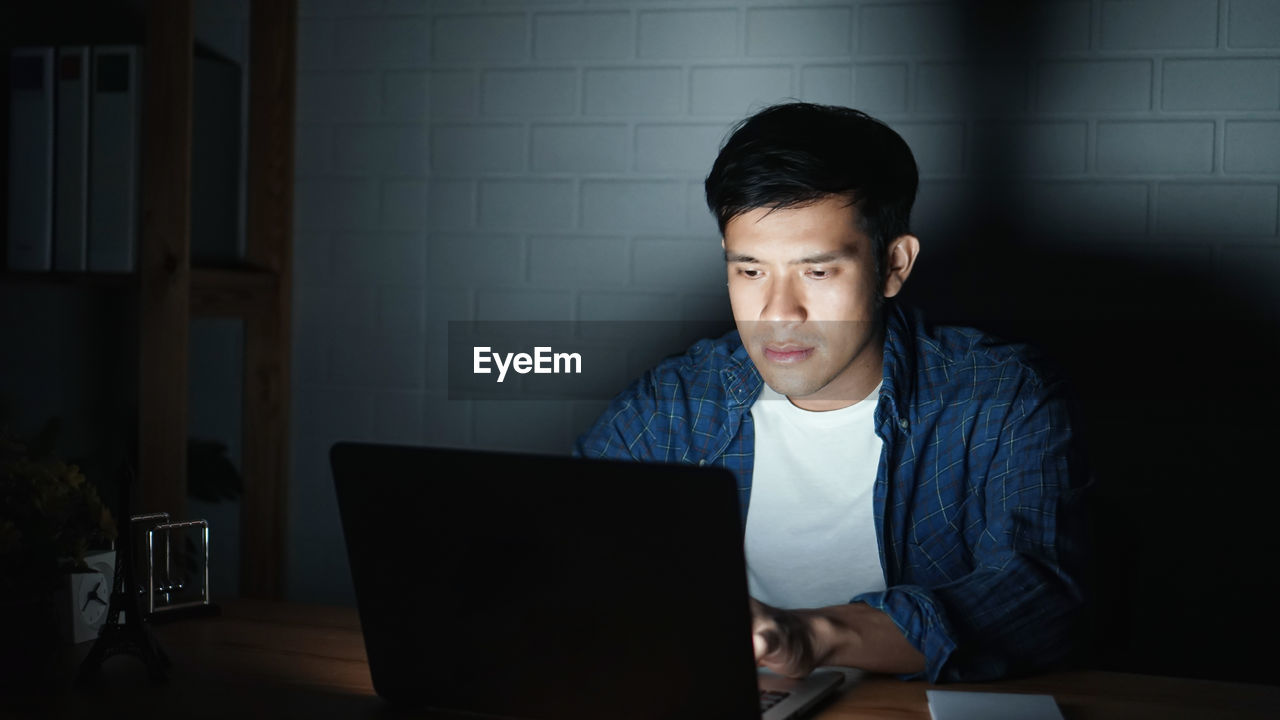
[853,377,1089,683]
[573,371,662,461]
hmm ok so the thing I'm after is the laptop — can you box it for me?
[330,442,848,720]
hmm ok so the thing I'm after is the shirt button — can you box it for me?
[899,418,909,430]
[698,459,707,466]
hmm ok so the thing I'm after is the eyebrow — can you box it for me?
[724,249,855,265]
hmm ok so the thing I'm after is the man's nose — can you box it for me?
[760,276,806,323]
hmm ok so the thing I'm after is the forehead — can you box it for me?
[722,196,867,257]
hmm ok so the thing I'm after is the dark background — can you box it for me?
[3,0,1278,685]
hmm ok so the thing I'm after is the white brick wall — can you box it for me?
[536,12,634,59]
[581,180,686,232]
[1156,184,1278,235]
[432,14,527,62]
[1163,59,1280,110]
[1226,121,1280,173]
[431,124,526,173]
[640,10,740,58]
[634,123,726,173]
[288,0,1280,604]
[858,3,966,57]
[1101,0,1219,50]
[1038,61,1153,112]
[748,7,853,57]
[528,235,630,287]
[1095,121,1215,174]
[531,124,630,171]
[584,68,683,115]
[478,179,576,228]
[483,69,577,115]
[1229,0,1280,48]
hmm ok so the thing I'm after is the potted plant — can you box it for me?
[0,421,117,689]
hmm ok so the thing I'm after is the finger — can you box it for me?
[751,613,771,638]
[753,628,779,661]
[753,630,769,661]
[749,600,772,636]
[772,613,816,677]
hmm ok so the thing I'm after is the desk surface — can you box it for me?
[11,599,1280,719]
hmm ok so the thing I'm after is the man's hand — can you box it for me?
[750,597,825,678]
[749,596,928,678]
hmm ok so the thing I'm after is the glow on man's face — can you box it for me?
[724,195,885,411]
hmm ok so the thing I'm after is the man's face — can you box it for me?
[724,195,884,411]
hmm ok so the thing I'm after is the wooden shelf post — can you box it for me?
[241,0,297,599]
[138,0,193,518]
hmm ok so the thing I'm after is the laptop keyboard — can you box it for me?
[760,689,791,712]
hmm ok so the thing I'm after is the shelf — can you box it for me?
[5,0,295,602]
[191,265,279,317]
[0,265,280,314]
[0,270,138,288]
[0,0,145,47]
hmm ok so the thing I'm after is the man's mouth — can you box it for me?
[762,345,814,364]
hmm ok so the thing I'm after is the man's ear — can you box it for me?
[882,235,920,299]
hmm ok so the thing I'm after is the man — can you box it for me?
[575,103,1087,683]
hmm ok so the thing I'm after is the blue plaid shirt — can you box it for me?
[574,303,1088,683]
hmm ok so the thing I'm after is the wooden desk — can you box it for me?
[10,600,1280,719]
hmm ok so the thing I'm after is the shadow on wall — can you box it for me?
[903,200,1280,686]
[897,0,1280,686]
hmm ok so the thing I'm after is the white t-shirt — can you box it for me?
[744,380,887,609]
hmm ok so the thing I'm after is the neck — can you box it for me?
[787,323,886,412]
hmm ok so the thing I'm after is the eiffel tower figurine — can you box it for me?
[79,463,171,684]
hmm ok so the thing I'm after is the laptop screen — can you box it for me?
[331,443,761,720]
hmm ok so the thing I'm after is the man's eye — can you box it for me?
[808,268,831,279]
[738,268,762,278]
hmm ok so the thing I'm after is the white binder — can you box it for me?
[88,45,141,273]
[55,46,91,272]
[6,46,55,272]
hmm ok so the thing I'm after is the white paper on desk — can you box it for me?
[926,689,1064,720]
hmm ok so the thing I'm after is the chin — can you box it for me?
[758,369,828,399]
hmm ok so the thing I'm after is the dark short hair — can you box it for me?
[704,103,918,285]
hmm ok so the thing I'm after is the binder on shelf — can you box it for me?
[55,46,91,272]
[192,50,243,266]
[6,46,56,272]
[88,45,142,274]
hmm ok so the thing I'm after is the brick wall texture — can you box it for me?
[288,0,1280,604]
